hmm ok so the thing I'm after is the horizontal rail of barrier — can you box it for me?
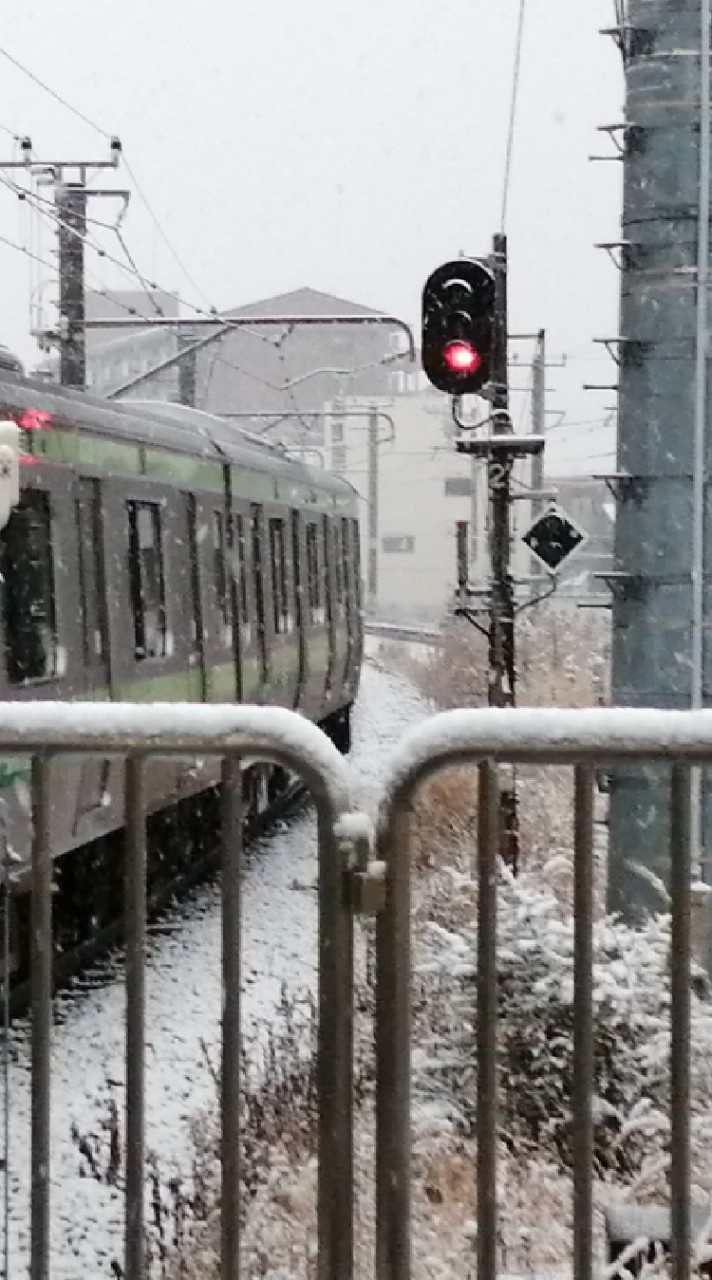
[374,706,707,1280]
[0,702,372,1280]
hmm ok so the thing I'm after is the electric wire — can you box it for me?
[500,0,528,233]
[0,43,112,140]
[122,155,212,308]
[0,55,404,400]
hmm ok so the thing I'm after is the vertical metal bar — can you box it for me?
[318,799,353,1280]
[477,761,498,1280]
[376,800,411,1280]
[30,755,52,1280]
[670,765,691,1280]
[221,754,242,1280]
[124,756,147,1280]
[573,766,594,1280]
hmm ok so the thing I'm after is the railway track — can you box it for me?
[7,770,308,1017]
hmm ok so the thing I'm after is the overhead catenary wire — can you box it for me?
[0,49,409,399]
[121,156,212,309]
[500,0,528,232]
[0,43,113,140]
[0,46,218,315]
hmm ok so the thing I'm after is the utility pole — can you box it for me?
[421,247,546,871]
[602,0,712,917]
[367,404,379,611]
[0,138,123,390]
[486,233,519,867]
[177,329,197,407]
[56,182,86,389]
[529,328,546,595]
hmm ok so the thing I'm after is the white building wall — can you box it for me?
[326,392,532,622]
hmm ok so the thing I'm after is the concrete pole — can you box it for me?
[56,181,86,389]
[608,0,712,915]
[529,329,546,597]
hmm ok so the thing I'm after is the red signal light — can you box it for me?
[443,341,481,374]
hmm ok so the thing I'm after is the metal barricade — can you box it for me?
[0,702,372,1280]
[374,706,712,1280]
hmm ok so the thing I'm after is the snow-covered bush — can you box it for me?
[415,861,712,1179]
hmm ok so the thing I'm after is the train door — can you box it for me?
[301,517,328,715]
[185,493,208,701]
[322,514,337,705]
[343,517,363,696]
[250,503,269,700]
[331,516,350,695]
[291,510,307,709]
[74,478,110,696]
[265,509,299,707]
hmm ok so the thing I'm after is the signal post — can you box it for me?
[421,235,545,870]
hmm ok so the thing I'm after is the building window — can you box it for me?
[1,489,58,683]
[269,517,289,634]
[444,476,473,497]
[331,445,347,473]
[331,420,345,444]
[127,501,167,660]
[382,535,415,554]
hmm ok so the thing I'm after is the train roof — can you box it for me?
[0,372,356,499]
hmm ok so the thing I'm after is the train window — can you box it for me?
[127,501,167,660]
[332,520,345,608]
[250,504,267,677]
[213,511,231,644]
[75,489,108,666]
[351,518,362,608]
[1,489,58,683]
[290,510,302,629]
[305,522,321,625]
[269,517,289,635]
[341,518,351,606]
[233,513,249,625]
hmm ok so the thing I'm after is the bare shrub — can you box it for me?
[394,605,610,712]
[410,768,478,871]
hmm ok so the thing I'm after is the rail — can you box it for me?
[0,703,373,1280]
[373,706,712,1280]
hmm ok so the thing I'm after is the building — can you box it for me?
[79,286,413,418]
[325,390,534,622]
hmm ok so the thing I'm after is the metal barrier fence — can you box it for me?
[0,702,373,1280]
[7,702,712,1280]
[374,706,712,1280]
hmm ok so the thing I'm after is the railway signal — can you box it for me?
[421,257,495,395]
[521,502,587,573]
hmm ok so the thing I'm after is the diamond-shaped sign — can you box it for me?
[521,503,588,573]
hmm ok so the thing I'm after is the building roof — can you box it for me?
[222,286,387,321]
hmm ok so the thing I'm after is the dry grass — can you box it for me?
[383,607,611,888]
[390,606,610,712]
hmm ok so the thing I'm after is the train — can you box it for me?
[0,372,363,979]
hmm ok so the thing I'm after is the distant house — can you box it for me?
[77,286,414,426]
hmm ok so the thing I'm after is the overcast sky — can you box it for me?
[0,1,623,474]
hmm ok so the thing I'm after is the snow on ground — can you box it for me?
[1,661,429,1278]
